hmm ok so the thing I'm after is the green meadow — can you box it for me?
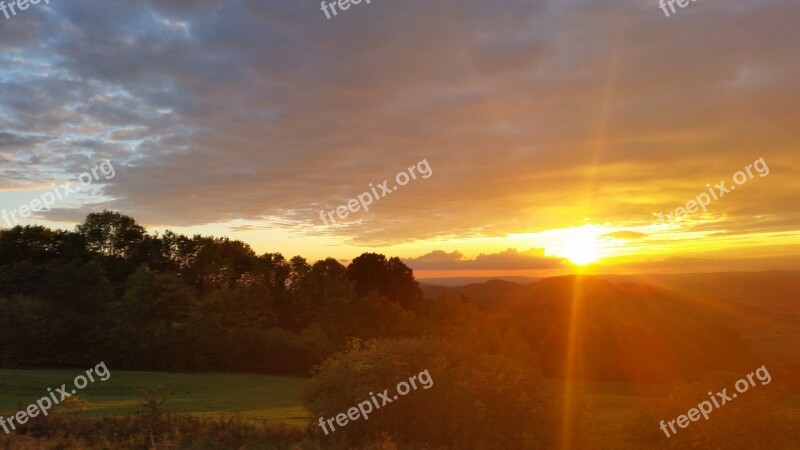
[0,369,310,427]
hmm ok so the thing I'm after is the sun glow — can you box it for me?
[561,238,600,265]
[542,225,605,265]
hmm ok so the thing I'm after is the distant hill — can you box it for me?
[596,270,800,309]
[421,272,800,383]
[499,275,754,382]
[420,279,529,310]
[423,271,800,334]
[418,276,539,287]
[596,270,800,335]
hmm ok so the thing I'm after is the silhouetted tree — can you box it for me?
[76,211,146,258]
[346,253,423,310]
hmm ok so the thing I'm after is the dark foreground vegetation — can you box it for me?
[1,211,799,448]
[0,211,426,374]
[1,388,798,450]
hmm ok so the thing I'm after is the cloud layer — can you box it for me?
[1,0,798,249]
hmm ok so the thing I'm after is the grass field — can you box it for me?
[0,369,310,427]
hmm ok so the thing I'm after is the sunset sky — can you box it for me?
[1,0,798,277]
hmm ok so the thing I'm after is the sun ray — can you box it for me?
[560,276,585,450]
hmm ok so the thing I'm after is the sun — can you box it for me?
[561,237,600,265]
[542,225,604,265]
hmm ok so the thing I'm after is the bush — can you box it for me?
[303,337,557,450]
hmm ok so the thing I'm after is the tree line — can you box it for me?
[0,211,441,374]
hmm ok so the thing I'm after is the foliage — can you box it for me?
[0,212,426,374]
[304,335,556,450]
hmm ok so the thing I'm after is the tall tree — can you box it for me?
[346,253,423,310]
[76,210,146,258]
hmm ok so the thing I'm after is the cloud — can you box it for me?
[404,248,566,270]
[0,132,48,150]
[0,0,797,249]
[603,231,647,240]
